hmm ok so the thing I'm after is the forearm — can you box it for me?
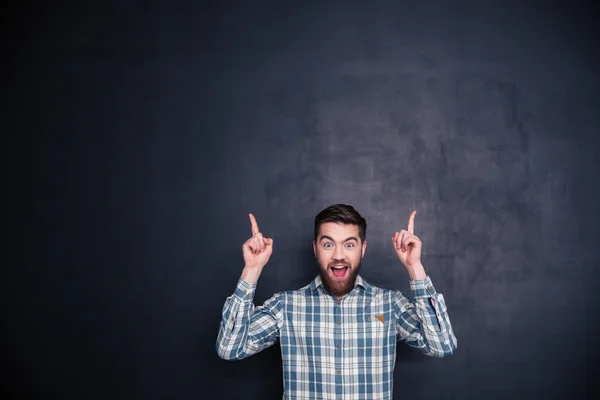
[240,266,263,284]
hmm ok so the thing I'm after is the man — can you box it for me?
[216,204,457,399]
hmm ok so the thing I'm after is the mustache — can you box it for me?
[328,261,350,268]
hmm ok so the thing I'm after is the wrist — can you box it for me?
[241,266,263,284]
[405,263,427,280]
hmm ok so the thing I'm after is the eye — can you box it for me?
[324,243,333,248]
[345,243,354,248]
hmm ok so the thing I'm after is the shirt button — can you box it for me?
[243,290,247,294]
[367,317,371,321]
[337,300,341,305]
[427,286,432,291]
[337,345,342,349]
[337,320,341,325]
[337,370,341,374]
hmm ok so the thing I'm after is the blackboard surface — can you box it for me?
[4,1,599,399]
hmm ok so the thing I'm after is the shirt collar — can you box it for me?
[310,274,372,295]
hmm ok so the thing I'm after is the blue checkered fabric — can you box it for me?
[217,274,457,399]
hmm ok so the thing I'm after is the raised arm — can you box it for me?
[391,210,457,357]
[216,213,281,360]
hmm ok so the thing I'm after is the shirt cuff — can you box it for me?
[234,277,257,301]
[409,276,437,298]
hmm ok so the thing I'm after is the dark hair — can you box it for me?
[314,204,367,243]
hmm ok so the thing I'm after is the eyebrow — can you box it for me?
[319,235,359,243]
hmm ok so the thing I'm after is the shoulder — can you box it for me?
[279,280,315,300]
[256,279,311,304]
[359,276,400,297]
[361,279,411,309]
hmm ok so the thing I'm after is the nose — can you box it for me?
[332,245,345,261]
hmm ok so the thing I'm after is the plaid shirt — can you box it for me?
[216,274,457,399]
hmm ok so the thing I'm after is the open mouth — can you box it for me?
[330,265,349,279]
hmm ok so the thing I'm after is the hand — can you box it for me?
[392,210,423,269]
[242,213,274,270]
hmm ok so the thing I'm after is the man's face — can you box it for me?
[313,222,367,298]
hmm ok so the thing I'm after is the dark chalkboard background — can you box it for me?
[4,0,600,399]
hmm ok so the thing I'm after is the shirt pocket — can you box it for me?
[355,314,388,359]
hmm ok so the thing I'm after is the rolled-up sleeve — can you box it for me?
[394,276,457,357]
[216,278,283,360]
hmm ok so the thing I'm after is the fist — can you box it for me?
[242,213,274,269]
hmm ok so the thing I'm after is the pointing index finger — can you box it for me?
[407,210,417,234]
[249,213,259,235]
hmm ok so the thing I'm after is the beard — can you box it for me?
[317,259,361,298]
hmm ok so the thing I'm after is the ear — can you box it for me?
[313,240,317,258]
[361,240,367,258]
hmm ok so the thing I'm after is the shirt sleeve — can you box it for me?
[216,277,284,360]
[393,276,458,357]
